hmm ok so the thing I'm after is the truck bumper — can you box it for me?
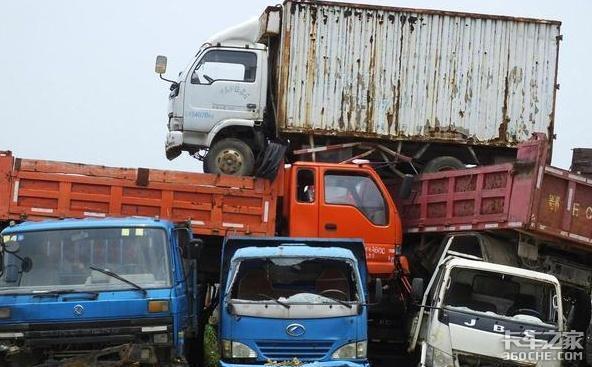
[220,362,369,367]
[165,131,183,160]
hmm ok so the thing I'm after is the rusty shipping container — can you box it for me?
[272,1,561,146]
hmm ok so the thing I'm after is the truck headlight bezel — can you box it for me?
[331,340,367,359]
[221,339,257,360]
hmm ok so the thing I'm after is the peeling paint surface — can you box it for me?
[276,1,561,145]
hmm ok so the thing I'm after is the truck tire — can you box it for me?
[205,138,255,176]
[255,142,287,180]
[422,156,465,173]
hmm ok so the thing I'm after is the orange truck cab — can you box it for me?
[281,162,403,277]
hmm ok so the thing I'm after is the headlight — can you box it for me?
[425,344,454,367]
[332,341,367,359]
[221,340,257,359]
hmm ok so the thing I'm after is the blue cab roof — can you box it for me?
[232,245,359,262]
[1,217,173,234]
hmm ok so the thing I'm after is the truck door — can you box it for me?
[318,168,398,275]
[288,166,319,237]
[183,48,265,134]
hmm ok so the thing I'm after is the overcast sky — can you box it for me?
[0,0,589,171]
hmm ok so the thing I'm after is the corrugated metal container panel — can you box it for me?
[276,1,561,146]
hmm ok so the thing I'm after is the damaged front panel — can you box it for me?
[275,1,561,146]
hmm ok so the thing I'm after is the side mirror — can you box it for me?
[155,55,168,74]
[374,278,383,304]
[187,238,204,259]
[398,174,414,199]
[411,278,425,303]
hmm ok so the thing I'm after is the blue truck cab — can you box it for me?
[219,237,369,367]
[0,218,197,366]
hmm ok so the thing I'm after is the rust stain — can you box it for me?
[304,4,319,128]
[277,4,292,129]
[499,66,510,142]
[366,18,377,133]
[393,79,401,134]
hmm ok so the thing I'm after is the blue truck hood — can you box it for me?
[0,288,173,326]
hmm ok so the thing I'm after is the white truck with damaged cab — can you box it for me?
[154,1,560,176]
[156,19,269,176]
[409,257,564,367]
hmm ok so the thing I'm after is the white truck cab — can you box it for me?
[409,257,564,367]
[157,17,271,175]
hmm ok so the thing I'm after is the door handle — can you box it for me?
[246,103,257,109]
[324,223,337,231]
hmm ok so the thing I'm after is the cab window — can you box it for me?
[296,169,315,203]
[191,50,257,84]
[324,172,388,225]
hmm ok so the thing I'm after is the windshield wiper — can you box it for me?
[256,293,290,309]
[318,294,353,308]
[89,266,147,297]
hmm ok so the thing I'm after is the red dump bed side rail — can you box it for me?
[0,151,278,237]
[400,135,592,250]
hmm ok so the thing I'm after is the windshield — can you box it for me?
[0,227,171,294]
[229,257,359,304]
[443,267,558,325]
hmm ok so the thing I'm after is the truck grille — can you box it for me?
[256,340,333,361]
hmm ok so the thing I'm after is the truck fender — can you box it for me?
[205,119,256,147]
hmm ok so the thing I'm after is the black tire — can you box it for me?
[255,142,287,180]
[205,138,255,176]
[422,156,465,173]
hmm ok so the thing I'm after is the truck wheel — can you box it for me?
[205,138,255,176]
[422,156,465,173]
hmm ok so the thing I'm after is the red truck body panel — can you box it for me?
[400,135,592,251]
[0,151,278,237]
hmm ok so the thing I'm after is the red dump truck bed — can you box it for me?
[0,151,278,236]
[400,135,592,251]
